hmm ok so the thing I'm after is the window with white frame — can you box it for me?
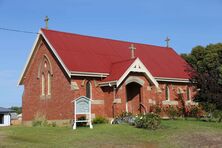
[165,84,170,101]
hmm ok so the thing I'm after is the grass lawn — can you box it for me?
[0,119,222,148]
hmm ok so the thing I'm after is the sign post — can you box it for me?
[72,96,93,129]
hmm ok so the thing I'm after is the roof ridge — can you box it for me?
[111,58,136,65]
[41,28,170,49]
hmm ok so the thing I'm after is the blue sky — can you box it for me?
[0,0,222,107]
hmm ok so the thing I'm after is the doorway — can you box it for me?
[126,82,142,114]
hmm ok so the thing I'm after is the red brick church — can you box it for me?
[18,29,196,125]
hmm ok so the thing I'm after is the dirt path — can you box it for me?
[174,132,222,148]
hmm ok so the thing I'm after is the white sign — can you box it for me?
[72,96,93,129]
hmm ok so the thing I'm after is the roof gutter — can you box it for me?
[155,77,190,83]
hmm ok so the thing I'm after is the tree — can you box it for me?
[11,106,22,114]
[181,43,222,110]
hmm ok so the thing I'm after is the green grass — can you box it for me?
[0,120,222,148]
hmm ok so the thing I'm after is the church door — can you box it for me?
[126,82,142,114]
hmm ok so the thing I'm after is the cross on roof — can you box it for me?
[165,37,170,47]
[44,16,49,29]
[129,44,136,59]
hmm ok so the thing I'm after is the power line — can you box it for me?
[0,27,39,35]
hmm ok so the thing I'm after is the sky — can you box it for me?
[0,0,222,107]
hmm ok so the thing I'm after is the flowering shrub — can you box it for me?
[165,106,179,119]
[150,105,162,115]
[112,112,135,125]
[134,113,161,130]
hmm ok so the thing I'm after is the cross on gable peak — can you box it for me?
[165,36,170,47]
[129,44,136,50]
[44,16,49,29]
[129,43,136,59]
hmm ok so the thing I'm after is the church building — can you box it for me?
[18,28,196,126]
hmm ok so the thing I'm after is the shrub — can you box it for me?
[188,105,203,119]
[134,113,161,130]
[32,112,48,127]
[112,112,135,125]
[76,116,86,126]
[92,116,108,124]
[150,105,162,115]
[166,106,179,120]
[212,110,222,122]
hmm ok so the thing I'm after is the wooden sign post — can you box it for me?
[72,96,93,129]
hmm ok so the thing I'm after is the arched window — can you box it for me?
[165,84,170,101]
[38,55,53,97]
[86,81,92,98]
[187,87,191,101]
[41,73,45,96]
[48,72,51,95]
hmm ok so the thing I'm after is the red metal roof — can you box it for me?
[41,29,191,80]
[103,59,135,82]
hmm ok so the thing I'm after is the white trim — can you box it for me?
[99,81,117,87]
[18,32,41,85]
[162,100,178,105]
[40,30,71,77]
[117,58,159,87]
[18,29,71,86]
[155,77,190,83]
[71,71,109,77]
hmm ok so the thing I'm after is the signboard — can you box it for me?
[76,99,89,114]
[72,96,93,129]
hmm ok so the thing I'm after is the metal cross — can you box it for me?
[165,36,170,47]
[129,44,136,59]
[44,16,49,29]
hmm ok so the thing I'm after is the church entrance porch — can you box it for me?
[126,82,143,114]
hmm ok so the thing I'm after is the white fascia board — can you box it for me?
[116,58,159,87]
[17,31,41,86]
[71,71,109,77]
[18,29,71,86]
[40,30,71,78]
[155,77,190,83]
[98,81,117,87]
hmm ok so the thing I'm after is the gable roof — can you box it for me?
[101,58,159,87]
[19,28,191,85]
[0,107,12,114]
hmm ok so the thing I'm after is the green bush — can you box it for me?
[212,110,222,122]
[92,116,108,124]
[134,113,161,130]
[32,112,48,127]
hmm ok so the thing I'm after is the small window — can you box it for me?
[86,81,92,98]
[47,72,51,95]
[187,87,191,101]
[165,85,170,101]
[42,73,45,96]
